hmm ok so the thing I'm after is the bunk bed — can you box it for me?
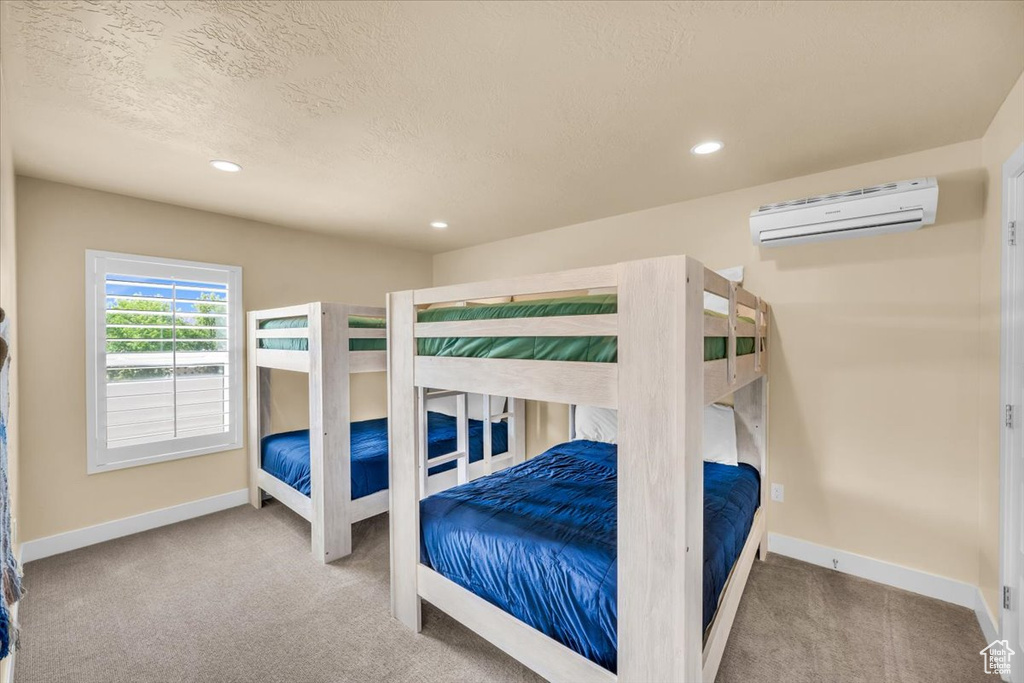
[247,302,526,563]
[387,256,770,683]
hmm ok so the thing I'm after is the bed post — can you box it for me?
[735,376,769,561]
[618,256,704,683]
[511,397,527,465]
[308,302,352,563]
[388,290,422,631]
[758,303,770,560]
[737,299,770,562]
[247,311,271,509]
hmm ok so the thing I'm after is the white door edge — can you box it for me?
[1000,142,1024,683]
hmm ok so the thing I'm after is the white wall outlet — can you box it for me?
[771,483,784,502]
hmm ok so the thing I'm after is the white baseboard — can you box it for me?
[974,591,1010,682]
[768,532,977,608]
[975,587,1000,645]
[20,489,248,564]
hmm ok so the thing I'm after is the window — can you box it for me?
[86,251,243,473]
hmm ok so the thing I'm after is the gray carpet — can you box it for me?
[14,503,989,683]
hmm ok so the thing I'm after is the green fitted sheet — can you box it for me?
[256,295,756,362]
[417,295,755,363]
[258,315,385,351]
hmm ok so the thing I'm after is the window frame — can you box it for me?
[85,250,244,474]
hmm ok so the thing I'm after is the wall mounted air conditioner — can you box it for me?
[750,177,938,247]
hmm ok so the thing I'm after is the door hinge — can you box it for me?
[1005,585,1012,610]
[1008,405,1016,429]
[1011,220,1018,246]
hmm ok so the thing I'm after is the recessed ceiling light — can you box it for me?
[430,221,449,229]
[690,141,724,155]
[210,159,242,172]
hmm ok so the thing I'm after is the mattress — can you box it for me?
[417,294,755,363]
[260,411,509,499]
[419,439,760,673]
[258,315,385,351]
[257,295,755,362]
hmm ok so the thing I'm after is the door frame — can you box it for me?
[1001,142,1024,680]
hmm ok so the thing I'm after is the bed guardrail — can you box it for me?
[249,302,387,374]
[405,263,769,409]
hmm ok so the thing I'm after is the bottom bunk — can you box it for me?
[259,411,509,507]
[418,438,761,676]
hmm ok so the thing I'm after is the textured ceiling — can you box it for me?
[1,1,1022,253]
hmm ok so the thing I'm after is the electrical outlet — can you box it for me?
[771,483,784,502]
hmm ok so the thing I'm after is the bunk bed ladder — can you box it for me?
[417,389,471,499]
[417,387,429,496]
[481,395,526,473]
[455,392,469,484]
[510,397,527,466]
[481,394,493,474]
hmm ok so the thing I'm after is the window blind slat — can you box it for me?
[101,267,234,451]
[105,324,230,330]
[106,278,228,294]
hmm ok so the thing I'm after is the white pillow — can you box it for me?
[572,403,739,466]
[703,404,738,466]
[428,393,507,422]
[574,405,618,444]
[704,266,744,315]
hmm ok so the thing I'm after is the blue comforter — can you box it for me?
[261,411,509,499]
[419,439,760,673]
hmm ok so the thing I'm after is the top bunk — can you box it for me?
[389,255,770,408]
[247,302,386,374]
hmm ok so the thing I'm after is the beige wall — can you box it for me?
[0,68,18,535]
[0,66,17,683]
[978,74,1024,619]
[434,139,991,590]
[15,177,433,542]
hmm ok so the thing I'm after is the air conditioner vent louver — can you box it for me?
[756,181,909,213]
[750,177,938,248]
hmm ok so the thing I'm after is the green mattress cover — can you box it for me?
[255,295,757,362]
[258,315,385,351]
[416,295,755,363]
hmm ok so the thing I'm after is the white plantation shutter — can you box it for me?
[86,251,243,473]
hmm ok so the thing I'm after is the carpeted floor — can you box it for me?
[14,503,989,683]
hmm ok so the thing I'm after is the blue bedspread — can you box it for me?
[419,440,760,673]
[261,412,509,499]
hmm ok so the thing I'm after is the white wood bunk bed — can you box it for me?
[247,302,526,563]
[387,256,770,683]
